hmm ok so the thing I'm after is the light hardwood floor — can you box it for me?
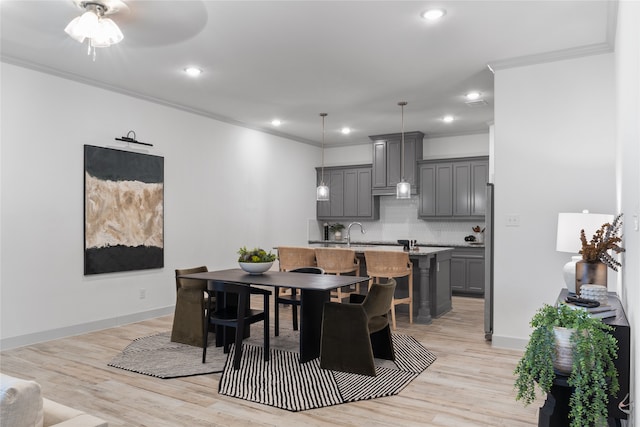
[0,297,542,426]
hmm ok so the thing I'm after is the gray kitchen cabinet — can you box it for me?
[418,156,488,219]
[450,247,485,296]
[316,164,379,220]
[369,131,424,196]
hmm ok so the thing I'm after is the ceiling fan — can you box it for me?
[63,0,209,58]
[64,0,129,60]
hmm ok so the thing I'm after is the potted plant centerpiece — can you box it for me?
[329,223,345,241]
[576,213,625,295]
[237,246,277,275]
[514,303,619,426]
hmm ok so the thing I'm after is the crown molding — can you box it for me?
[487,42,613,72]
[488,0,618,72]
[0,55,320,147]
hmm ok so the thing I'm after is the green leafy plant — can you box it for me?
[329,223,344,233]
[514,304,619,427]
[237,247,277,263]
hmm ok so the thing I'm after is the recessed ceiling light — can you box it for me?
[341,127,351,135]
[442,115,454,123]
[466,91,481,100]
[184,67,202,77]
[271,119,282,126]
[421,8,446,21]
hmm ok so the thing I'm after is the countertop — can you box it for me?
[308,242,454,256]
[308,239,484,249]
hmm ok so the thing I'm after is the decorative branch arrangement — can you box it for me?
[579,213,625,270]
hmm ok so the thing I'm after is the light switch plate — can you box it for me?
[506,214,520,227]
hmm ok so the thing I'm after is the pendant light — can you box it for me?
[316,113,330,201]
[396,101,411,199]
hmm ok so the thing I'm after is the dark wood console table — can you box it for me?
[538,289,630,427]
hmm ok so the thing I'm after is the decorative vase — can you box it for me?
[239,261,273,275]
[575,260,607,297]
[553,326,575,375]
[334,231,342,241]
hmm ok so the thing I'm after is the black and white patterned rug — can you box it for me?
[218,333,437,411]
[108,332,226,378]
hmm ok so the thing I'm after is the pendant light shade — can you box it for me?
[317,113,330,202]
[396,101,411,199]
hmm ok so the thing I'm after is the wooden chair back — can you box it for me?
[277,246,317,271]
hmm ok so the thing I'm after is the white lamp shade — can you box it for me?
[91,18,124,46]
[64,10,123,47]
[66,11,99,41]
[556,212,614,253]
[317,184,330,201]
[396,180,411,199]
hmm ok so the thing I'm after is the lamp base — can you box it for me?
[562,256,582,294]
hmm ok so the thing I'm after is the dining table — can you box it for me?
[179,268,370,363]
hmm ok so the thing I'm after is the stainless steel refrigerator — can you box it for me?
[484,183,494,341]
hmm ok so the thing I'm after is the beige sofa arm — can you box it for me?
[43,399,108,427]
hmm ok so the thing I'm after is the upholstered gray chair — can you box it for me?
[171,266,209,347]
[319,278,396,376]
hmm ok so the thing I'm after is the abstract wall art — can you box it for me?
[84,145,164,275]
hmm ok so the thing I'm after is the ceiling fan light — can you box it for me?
[64,16,86,42]
[92,18,124,46]
[65,10,101,43]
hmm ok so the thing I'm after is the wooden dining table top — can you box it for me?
[179,268,370,291]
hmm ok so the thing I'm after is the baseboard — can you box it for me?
[490,334,528,351]
[0,306,174,351]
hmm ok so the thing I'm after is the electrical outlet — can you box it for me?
[506,214,520,227]
[139,289,146,299]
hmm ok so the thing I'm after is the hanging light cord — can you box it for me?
[320,113,327,184]
[399,101,407,181]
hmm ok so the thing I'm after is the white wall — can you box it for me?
[493,53,617,349]
[615,1,640,423]
[0,63,319,349]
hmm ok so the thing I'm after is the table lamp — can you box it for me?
[556,211,613,294]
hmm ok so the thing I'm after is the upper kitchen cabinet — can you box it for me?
[369,131,424,196]
[418,156,489,219]
[316,164,379,221]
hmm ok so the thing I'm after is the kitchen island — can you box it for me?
[308,243,454,324]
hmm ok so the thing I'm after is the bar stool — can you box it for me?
[314,247,361,302]
[276,246,317,272]
[364,250,413,329]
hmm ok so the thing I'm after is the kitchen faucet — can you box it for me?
[346,222,366,247]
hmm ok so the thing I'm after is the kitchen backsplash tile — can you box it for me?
[310,195,485,245]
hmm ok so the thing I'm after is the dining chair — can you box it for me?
[313,247,361,302]
[274,266,324,336]
[202,281,271,370]
[319,278,396,376]
[364,250,413,329]
[171,266,209,347]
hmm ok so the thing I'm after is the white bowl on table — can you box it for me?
[239,261,273,275]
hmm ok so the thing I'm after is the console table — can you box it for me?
[538,289,630,427]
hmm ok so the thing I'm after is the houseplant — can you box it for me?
[576,213,625,293]
[237,246,277,274]
[514,303,619,427]
[329,223,345,240]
